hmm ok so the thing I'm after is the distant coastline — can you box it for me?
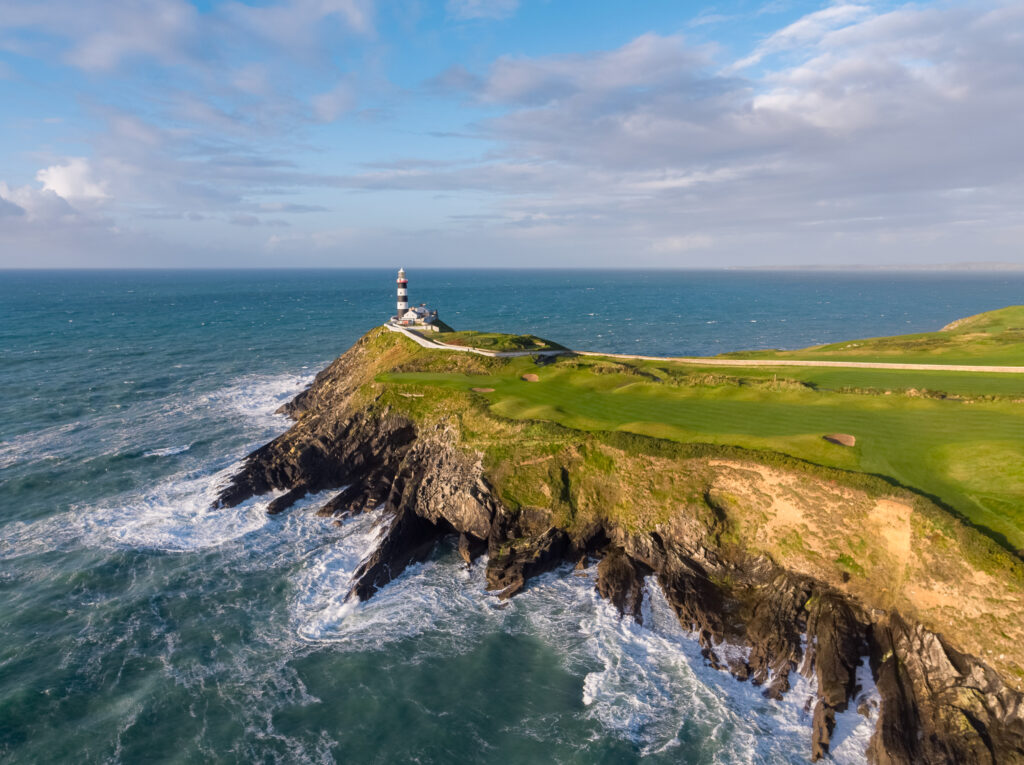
[729,261,1024,272]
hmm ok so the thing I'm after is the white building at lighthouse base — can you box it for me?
[393,304,442,331]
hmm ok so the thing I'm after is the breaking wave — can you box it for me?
[286,518,877,763]
[2,361,878,762]
[143,444,192,457]
[0,371,310,558]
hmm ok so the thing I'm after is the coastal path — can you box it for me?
[387,324,1024,373]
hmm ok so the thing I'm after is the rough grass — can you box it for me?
[433,331,566,352]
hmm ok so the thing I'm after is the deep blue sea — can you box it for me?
[3,269,1024,764]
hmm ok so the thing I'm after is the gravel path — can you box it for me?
[573,351,1024,374]
[387,324,1024,373]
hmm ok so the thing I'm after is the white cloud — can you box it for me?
[223,0,375,48]
[66,0,198,71]
[0,192,26,217]
[3,0,1024,267]
[312,81,356,122]
[36,158,109,203]
[479,33,708,105]
[733,3,871,69]
[1,180,76,221]
[651,234,714,253]
[329,2,1024,266]
[447,0,519,21]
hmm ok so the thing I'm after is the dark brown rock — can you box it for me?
[266,484,309,515]
[596,547,650,623]
[812,700,837,761]
[485,526,569,599]
[458,532,486,565]
[868,612,1024,765]
[800,592,868,757]
[348,504,444,601]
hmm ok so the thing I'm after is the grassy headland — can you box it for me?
[317,316,1024,685]
[377,309,1024,553]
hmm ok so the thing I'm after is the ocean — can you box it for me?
[3,269,1023,764]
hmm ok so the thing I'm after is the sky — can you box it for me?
[0,0,1022,268]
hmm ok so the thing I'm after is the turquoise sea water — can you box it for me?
[3,269,1024,764]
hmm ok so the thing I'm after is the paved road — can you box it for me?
[387,324,1024,373]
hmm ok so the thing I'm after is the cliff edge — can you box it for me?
[217,327,1024,763]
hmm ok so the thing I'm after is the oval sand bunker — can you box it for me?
[471,387,495,393]
[824,433,856,447]
[521,374,540,382]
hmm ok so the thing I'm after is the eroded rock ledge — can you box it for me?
[216,333,1024,763]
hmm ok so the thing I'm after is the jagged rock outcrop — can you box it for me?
[869,613,1024,765]
[215,330,1024,764]
[596,547,650,622]
[804,594,868,759]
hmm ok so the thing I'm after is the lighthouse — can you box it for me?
[391,268,443,331]
[396,267,408,320]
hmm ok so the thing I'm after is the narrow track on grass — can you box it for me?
[389,324,1024,373]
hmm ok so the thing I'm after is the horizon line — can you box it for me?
[4,264,1024,273]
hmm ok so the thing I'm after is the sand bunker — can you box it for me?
[471,387,495,393]
[521,374,540,382]
[824,433,856,447]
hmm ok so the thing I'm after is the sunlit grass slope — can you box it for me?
[718,305,1024,365]
[429,330,565,352]
[378,310,1024,551]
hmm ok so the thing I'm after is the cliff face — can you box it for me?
[217,329,1024,763]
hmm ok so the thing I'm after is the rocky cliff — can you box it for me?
[216,328,1024,763]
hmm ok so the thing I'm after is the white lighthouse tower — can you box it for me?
[396,267,409,320]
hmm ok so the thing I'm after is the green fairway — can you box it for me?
[379,352,1024,551]
[719,305,1024,365]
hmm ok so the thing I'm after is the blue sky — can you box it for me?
[1,0,1022,267]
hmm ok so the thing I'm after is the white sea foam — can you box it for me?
[288,552,873,763]
[291,511,386,641]
[291,514,499,648]
[0,422,84,468]
[143,444,192,457]
[1,371,312,558]
[79,466,278,552]
[521,572,771,762]
[197,372,311,431]
[0,371,310,473]
[0,465,278,558]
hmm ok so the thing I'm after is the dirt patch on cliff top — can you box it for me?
[869,499,912,563]
[705,458,1024,689]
